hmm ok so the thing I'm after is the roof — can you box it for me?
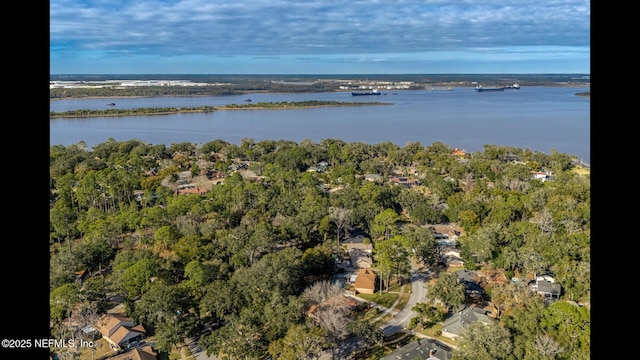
[175,187,208,195]
[353,268,376,290]
[380,338,452,360]
[110,325,145,347]
[98,314,134,338]
[98,313,146,347]
[441,306,493,337]
[455,269,483,292]
[532,280,562,296]
[112,345,157,360]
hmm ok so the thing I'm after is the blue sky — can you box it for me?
[50,0,590,75]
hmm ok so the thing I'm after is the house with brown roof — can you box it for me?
[353,268,377,294]
[112,345,157,360]
[97,314,146,351]
[389,176,420,189]
[341,234,373,269]
[175,186,208,195]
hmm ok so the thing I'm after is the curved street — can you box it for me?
[380,260,428,336]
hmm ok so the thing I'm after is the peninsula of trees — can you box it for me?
[50,101,390,119]
[50,138,590,359]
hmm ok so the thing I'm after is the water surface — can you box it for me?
[50,87,590,163]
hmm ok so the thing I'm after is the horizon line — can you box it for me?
[50,72,590,76]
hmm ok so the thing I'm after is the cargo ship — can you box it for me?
[352,89,381,96]
[474,85,505,92]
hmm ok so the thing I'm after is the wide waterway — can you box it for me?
[50,86,590,163]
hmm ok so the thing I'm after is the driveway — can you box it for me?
[184,338,219,360]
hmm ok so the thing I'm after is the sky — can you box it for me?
[50,0,590,75]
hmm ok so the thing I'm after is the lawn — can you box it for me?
[357,282,410,309]
[414,323,456,348]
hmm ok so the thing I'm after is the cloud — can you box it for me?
[50,0,590,73]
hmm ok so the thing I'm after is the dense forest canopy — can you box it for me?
[49,138,589,359]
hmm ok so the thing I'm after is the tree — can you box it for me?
[311,297,351,360]
[373,235,410,289]
[410,303,445,328]
[268,324,327,360]
[50,199,78,247]
[50,283,80,325]
[488,281,537,318]
[329,207,352,243]
[427,271,465,313]
[56,302,101,360]
[370,208,400,240]
[401,225,437,265]
[540,302,590,359]
[461,222,502,264]
[134,281,198,352]
[121,257,157,299]
[302,280,344,306]
[302,248,335,284]
[534,334,565,359]
[452,321,513,360]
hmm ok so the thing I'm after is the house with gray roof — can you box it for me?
[441,306,494,340]
[381,338,452,360]
[530,278,562,299]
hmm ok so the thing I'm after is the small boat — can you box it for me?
[107,102,116,106]
[428,87,453,91]
[244,98,252,102]
[475,85,504,92]
[352,89,381,96]
[505,83,520,89]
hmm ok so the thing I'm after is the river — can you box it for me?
[50,86,590,163]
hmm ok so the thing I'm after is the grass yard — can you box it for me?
[414,323,456,348]
[571,166,590,176]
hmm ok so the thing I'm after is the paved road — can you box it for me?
[318,261,429,359]
[381,261,428,336]
[189,262,428,360]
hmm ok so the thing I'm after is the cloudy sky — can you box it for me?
[50,0,590,74]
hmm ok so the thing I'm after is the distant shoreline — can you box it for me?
[50,85,591,101]
[49,101,390,119]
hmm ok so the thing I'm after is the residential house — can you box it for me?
[441,306,494,340]
[75,269,90,285]
[364,173,383,182]
[112,345,157,360]
[438,246,464,268]
[389,176,420,189]
[353,268,377,294]
[456,269,484,302]
[341,234,373,269]
[531,171,548,181]
[205,169,224,179]
[381,338,452,360]
[175,186,208,196]
[529,277,562,300]
[451,148,466,157]
[456,270,483,291]
[97,314,146,351]
[349,248,373,269]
